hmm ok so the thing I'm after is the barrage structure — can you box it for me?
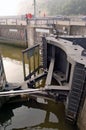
[0,36,86,124]
[0,16,86,125]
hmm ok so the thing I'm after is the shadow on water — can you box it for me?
[0,98,79,130]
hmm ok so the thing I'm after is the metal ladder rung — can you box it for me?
[72,88,82,93]
[75,67,84,71]
[73,77,84,82]
[70,94,81,100]
[71,92,82,97]
[74,73,85,79]
[73,81,84,88]
[68,102,79,108]
[66,117,74,122]
[68,106,78,112]
[69,99,79,104]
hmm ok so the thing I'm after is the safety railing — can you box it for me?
[0,16,85,26]
[22,44,42,81]
[0,18,26,25]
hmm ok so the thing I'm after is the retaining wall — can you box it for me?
[0,25,27,47]
[78,99,86,130]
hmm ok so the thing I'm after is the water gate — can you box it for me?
[0,37,86,124]
[21,36,86,123]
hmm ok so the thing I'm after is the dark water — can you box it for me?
[0,44,79,130]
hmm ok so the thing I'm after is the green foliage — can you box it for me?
[62,0,86,15]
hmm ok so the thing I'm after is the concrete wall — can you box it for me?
[27,25,53,47]
[1,24,86,47]
[27,25,35,47]
[0,25,27,47]
[56,25,71,35]
[56,24,86,35]
[70,26,86,35]
[78,99,86,130]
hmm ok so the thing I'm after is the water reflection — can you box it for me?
[0,44,23,61]
[0,99,78,130]
[0,44,28,83]
[3,58,25,83]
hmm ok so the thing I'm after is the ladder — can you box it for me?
[66,63,86,123]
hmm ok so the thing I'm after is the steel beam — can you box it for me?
[0,88,40,97]
[45,46,55,86]
[0,85,70,97]
[45,58,55,86]
[45,85,70,91]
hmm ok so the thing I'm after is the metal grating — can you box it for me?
[66,63,86,123]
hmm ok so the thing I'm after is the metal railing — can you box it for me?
[27,17,86,26]
[0,16,86,26]
[0,18,26,25]
[22,44,41,81]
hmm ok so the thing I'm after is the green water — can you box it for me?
[0,44,79,130]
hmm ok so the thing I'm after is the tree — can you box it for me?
[62,0,86,15]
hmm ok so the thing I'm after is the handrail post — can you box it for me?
[22,52,26,80]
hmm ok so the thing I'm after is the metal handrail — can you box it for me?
[22,43,40,80]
